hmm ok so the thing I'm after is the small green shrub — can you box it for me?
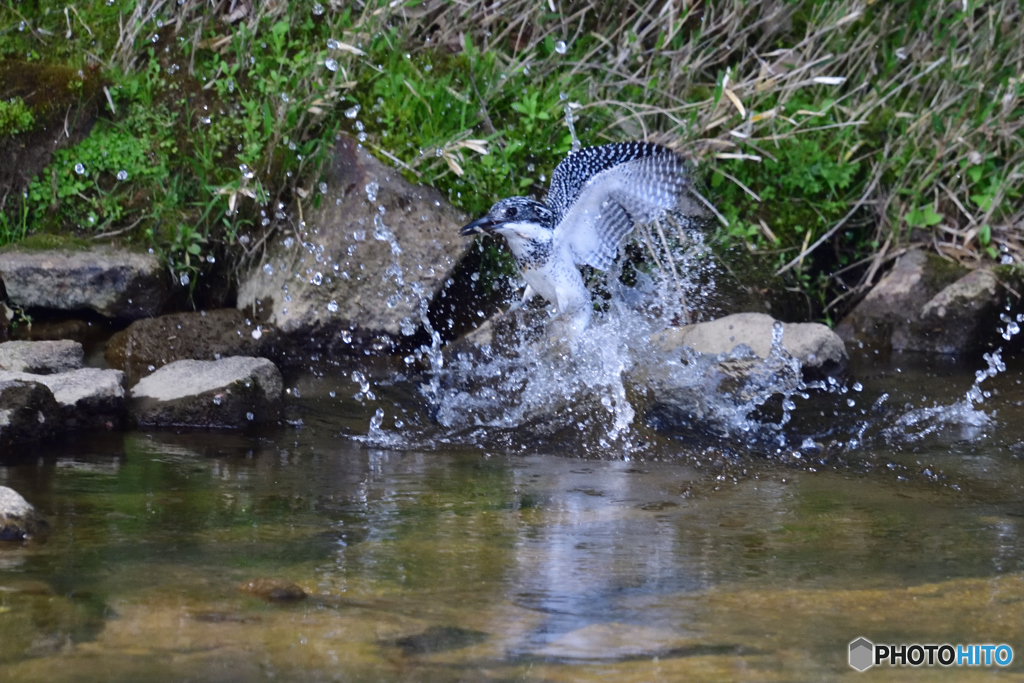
[0,97,34,136]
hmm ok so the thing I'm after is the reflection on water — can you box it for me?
[3,353,1024,681]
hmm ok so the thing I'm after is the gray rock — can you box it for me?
[236,135,470,357]
[0,486,48,541]
[0,340,83,374]
[0,368,125,430]
[894,269,1003,354]
[106,309,269,383]
[0,247,169,319]
[655,312,847,380]
[0,379,61,452]
[644,313,847,441]
[834,250,966,350]
[129,356,282,428]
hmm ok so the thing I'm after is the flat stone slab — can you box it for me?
[0,247,170,319]
[656,312,847,379]
[0,340,83,374]
[0,368,125,429]
[129,356,282,428]
[0,486,48,541]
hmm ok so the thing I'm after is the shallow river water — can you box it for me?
[3,351,1024,682]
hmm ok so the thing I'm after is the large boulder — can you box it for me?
[128,356,282,428]
[236,135,470,357]
[106,309,268,383]
[0,246,169,319]
[0,340,83,374]
[894,269,1005,355]
[0,486,48,541]
[0,378,61,452]
[0,368,125,430]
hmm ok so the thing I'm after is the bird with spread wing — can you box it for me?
[460,142,701,339]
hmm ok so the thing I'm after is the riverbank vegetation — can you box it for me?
[1,0,1021,321]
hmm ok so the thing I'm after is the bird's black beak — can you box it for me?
[460,215,497,237]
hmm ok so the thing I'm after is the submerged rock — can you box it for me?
[0,339,83,374]
[0,246,169,319]
[106,309,269,382]
[236,134,470,358]
[0,486,48,541]
[835,250,1017,355]
[237,578,307,602]
[128,356,282,428]
[0,368,125,430]
[656,312,847,380]
[0,378,61,452]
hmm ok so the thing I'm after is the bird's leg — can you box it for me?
[506,284,536,313]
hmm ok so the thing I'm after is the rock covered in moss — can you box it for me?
[0,246,170,319]
[128,356,282,428]
[0,486,48,541]
[236,135,470,358]
[0,340,83,374]
[106,309,270,383]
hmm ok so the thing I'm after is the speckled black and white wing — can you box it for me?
[546,142,691,270]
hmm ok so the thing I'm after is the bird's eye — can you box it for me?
[505,206,518,218]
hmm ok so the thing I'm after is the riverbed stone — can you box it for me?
[656,312,848,380]
[106,309,269,382]
[0,368,125,430]
[129,356,282,428]
[0,378,61,452]
[0,486,48,541]
[236,134,470,358]
[0,340,83,374]
[0,246,170,319]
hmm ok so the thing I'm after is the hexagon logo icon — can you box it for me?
[849,637,874,671]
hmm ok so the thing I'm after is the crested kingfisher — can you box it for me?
[460,141,697,338]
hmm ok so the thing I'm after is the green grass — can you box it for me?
[0,0,1021,320]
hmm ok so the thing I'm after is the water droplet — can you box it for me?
[327,38,339,50]
[116,169,128,181]
[344,104,360,119]
[281,93,291,103]
[206,254,216,263]
[327,300,338,313]
[554,40,568,54]
[312,3,324,15]
[364,182,378,202]
[263,263,274,275]
[319,182,328,194]
[325,58,338,72]
[852,382,863,392]
[74,163,86,175]
[239,163,254,179]
[312,272,323,286]
[213,395,223,406]
[179,272,190,287]
[246,412,254,420]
